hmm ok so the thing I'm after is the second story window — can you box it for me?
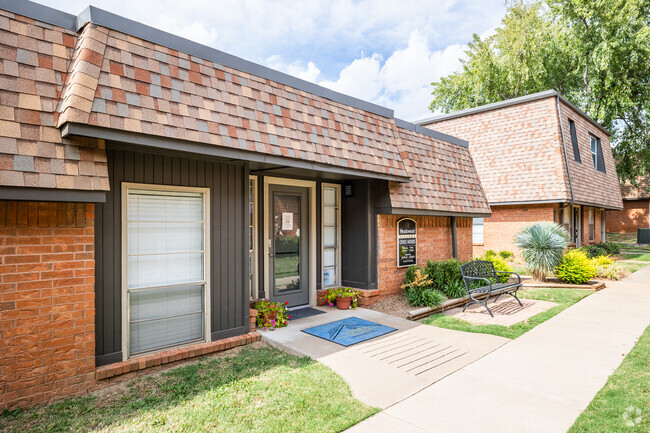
[590,135,606,173]
[569,120,580,162]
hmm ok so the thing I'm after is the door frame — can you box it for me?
[263,177,317,306]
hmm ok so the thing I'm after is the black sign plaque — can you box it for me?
[397,218,417,267]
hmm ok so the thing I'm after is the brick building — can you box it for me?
[606,176,650,233]
[0,1,489,409]
[417,91,623,256]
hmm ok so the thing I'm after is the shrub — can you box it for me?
[515,222,569,281]
[442,279,466,298]
[594,263,627,280]
[591,255,613,267]
[580,245,608,258]
[498,250,515,261]
[555,249,596,284]
[401,268,447,307]
[424,258,463,289]
[594,242,621,255]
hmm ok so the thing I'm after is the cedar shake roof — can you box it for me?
[621,177,650,200]
[418,92,623,210]
[0,1,491,216]
[390,126,491,215]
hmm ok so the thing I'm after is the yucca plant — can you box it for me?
[514,222,569,281]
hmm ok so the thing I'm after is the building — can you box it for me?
[417,91,623,256]
[0,1,490,409]
[607,176,650,233]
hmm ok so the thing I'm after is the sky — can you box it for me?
[37,0,507,121]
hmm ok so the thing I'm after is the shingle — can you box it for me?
[126,92,140,106]
[13,155,34,171]
[92,98,107,113]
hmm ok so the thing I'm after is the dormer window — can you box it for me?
[590,135,606,173]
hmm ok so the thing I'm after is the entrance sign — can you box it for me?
[397,218,417,267]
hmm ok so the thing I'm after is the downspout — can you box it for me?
[554,96,576,226]
[451,216,458,259]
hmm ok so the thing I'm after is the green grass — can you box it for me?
[275,254,300,278]
[619,253,650,262]
[0,346,377,433]
[607,233,650,252]
[616,261,649,274]
[568,324,649,433]
[422,288,590,339]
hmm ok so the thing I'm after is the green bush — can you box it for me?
[498,250,515,261]
[442,279,466,298]
[580,245,608,258]
[515,222,569,281]
[403,260,465,299]
[555,249,596,284]
[593,242,621,255]
[405,287,447,308]
[275,236,299,254]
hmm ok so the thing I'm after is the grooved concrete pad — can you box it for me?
[261,307,508,408]
[442,297,557,326]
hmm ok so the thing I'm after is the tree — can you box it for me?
[430,0,650,184]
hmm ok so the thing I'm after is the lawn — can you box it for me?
[422,288,590,339]
[618,253,650,261]
[568,324,649,433]
[616,261,649,274]
[607,233,650,252]
[0,344,377,433]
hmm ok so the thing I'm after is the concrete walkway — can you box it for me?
[261,307,508,408]
[347,266,650,433]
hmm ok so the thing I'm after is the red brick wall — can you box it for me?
[0,201,95,410]
[376,215,472,297]
[476,204,556,258]
[607,199,650,233]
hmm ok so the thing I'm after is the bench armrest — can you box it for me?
[462,276,494,293]
[495,271,521,284]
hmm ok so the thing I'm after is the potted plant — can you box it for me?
[322,287,362,310]
[253,300,289,330]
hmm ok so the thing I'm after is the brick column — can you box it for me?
[0,201,96,409]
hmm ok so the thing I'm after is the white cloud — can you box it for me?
[265,56,321,83]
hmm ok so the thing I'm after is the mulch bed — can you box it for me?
[363,293,413,319]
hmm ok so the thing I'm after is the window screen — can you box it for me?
[569,120,581,162]
[472,218,484,244]
[588,208,594,241]
[126,188,206,356]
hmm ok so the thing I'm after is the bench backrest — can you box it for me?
[460,260,497,280]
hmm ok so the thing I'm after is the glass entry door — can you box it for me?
[268,185,309,306]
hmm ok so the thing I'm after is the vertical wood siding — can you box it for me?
[95,146,248,365]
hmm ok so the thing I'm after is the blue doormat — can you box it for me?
[302,317,397,347]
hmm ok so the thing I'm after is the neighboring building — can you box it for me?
[0,1,489,408]
[417,90,623,256]
[607,176,650,233]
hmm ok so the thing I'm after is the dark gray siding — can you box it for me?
[341,179,378,289]
[95,145,248,366]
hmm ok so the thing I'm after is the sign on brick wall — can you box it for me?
[397,218,416,267]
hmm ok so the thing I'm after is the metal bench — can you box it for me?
[460,260,522,317]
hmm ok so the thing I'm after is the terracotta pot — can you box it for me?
[260,311,276,325]
[336,296,352,310]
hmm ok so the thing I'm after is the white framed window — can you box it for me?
[472,218,484,244]
[590,136,598,168]
[122,184,210,358]
[600,210,606,241]
[562,207,571,235]
[589,208,595,241]
[322,184,341,288]
[249,176,258,299]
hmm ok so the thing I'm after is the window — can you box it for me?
[322,184,340,287]
[562,207,571,235]
[590,136,606,173]
[601,210,606,242]
[249,177,258,299]
[569,120,581,162]
[124,185,208,357]
[589,208,594,241]
[472,218,484,244]
[590,136,598,167]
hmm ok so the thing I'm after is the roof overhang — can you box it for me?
[0,186,106,203]
[61,123,412,183]
[377,207,491,218]
[489,199,623,211]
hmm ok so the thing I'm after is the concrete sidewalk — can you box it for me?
[347,265,650,433]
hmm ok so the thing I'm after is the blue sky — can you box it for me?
[38,0,506,120]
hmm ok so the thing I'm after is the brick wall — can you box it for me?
[476,204,556,258]
[0,201,95,409]
[376,215,472,297]
[607,199,650,233]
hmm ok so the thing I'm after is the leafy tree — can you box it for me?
[430,0,650,184]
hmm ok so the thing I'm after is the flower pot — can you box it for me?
[336,296,352,310]
[260,311,276,326]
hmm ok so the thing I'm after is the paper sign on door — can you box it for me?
[282,212,293,230]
